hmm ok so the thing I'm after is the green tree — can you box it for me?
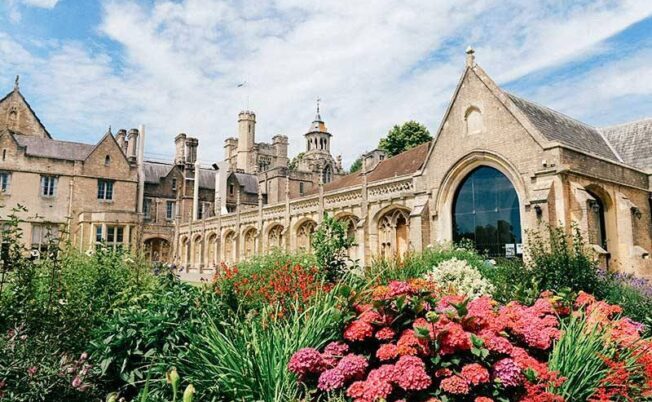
[378,120,431,157]
[311,214,356,282]
[288,152,304,171]
[349,157,362,173]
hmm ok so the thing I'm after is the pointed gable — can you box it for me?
[0,87,51,138]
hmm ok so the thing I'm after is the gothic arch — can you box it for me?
[222,230,236,264]
[144,237,170,263]
[434,151,526,244]
[266,223,285,251]
[295,219,317,252]
[206,231,219,268]
[336,213,360,261]
[191,233,203,268]
[179,235,190,266]
[375,207,411,258]
[584,184,615,254]
[242,227,258,259]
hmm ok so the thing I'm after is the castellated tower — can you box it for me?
[237,111,256,173]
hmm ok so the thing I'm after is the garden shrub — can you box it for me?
[213,251,327,313]
[599,271,652,333]
[178,287,346,401]
[529,225,602,295]
[312,214,357,282]
[365,242,485,284]
[548,292,652,400]
[89,274,203,400]
[423,257,494,299]
[478,259,540,305]
[289,280,569,401]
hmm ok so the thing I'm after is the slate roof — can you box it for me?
[143,161,174,184]
[507,93,620,162]
[144,161,217,190]
[12,133,94,161]
[232,172,259,194]
[197,168,216,190]
[600,119,652,171]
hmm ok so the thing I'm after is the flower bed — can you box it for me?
[289,280,652,401]
[213,259,330,313]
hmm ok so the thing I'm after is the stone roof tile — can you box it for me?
[600,118,652,172]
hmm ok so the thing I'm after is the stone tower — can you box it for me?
[237,111,256,173]
[297,102,343,183]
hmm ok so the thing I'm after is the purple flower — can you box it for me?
[318,368,346,391]
[492,358,523,387]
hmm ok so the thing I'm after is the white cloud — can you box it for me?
[21,0,59,8]
[1,0,651,168]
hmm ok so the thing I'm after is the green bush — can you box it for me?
[178,287,346,401]
[311,214,356,282]
[529,225,601,295]
[478,258,540,305]
[364,242,485,284]
[89,274,205,399]
[548,313,643,401]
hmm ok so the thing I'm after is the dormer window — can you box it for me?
[104,155,111,166]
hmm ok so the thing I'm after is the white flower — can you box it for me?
[423,257,494,299]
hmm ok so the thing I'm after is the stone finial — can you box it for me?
[465,47,475,68]
[14,75,19,90]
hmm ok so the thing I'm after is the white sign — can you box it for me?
[505,243,515,257]
[516,243,523,255]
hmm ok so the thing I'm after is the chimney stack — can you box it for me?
[175,133,187,165]
[127,128,139,163]
[185,137,198,164]
[116,129,127,154]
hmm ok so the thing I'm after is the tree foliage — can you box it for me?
[349,157,362,173]
[378,120,431,157]
[311,214,356,282]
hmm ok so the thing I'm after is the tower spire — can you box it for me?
[315,97,322,121]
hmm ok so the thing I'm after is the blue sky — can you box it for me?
[0,0,650,166]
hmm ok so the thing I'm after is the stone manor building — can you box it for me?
[1,50,651,277]
[176,50,652,277]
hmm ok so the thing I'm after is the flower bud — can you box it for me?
[183,384,196,402]
[425,311,439,323]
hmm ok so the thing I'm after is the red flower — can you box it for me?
[344,320,374,342]
[394,356,431,391]
[461,363,490,385]
[376,343,399,361]
[375,327,396,341]
[440,376,470,395]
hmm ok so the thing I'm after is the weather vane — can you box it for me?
[316,97,321,115]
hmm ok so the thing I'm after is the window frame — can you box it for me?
[166,200,175,221]
[97,179,115,201]
[0,171,11,193]
[40,175,58,198]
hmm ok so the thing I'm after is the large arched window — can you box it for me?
[452,166,521,257]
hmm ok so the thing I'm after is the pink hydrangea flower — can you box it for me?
[336,354,368,380]
[317,368,346,391]
[376,343,399,361]
[375,327,396,341]
[394,355,431,391]
[440,375,470,395]
[492,358,523,387]
[288,348,324,377]
[344,320,374,342]
[460,363,490,385]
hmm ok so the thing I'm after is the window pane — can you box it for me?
[107,226,115,242]
[116,227,124,243]
[453,166,521,257]
[97,181,105,199]
[95,226,102,242]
